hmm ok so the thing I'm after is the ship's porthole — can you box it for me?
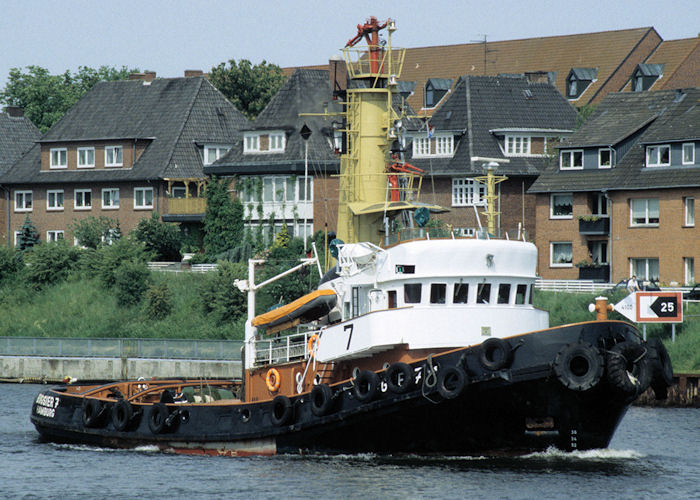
[241,408,251,423]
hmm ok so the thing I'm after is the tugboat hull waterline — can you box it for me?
[31,17,673,456]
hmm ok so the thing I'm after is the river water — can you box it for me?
[3,383,698,499]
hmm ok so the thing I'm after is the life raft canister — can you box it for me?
[308,334,320,358]
[266,368,281,392]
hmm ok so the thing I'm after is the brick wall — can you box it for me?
[40,140,150,171]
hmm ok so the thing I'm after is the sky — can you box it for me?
[1,0,698,90]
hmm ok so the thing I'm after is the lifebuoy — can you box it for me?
[310,383,333,417]
[266,368,281,393]
[479,338,513,371]
[553,343,605,391]
[647,338,674,400]
[606,341,652,397]
[82,398,105,428]
[148,403,169,434]
[308,334,320,358]
[112,399,134,432]
[386,362,414,394]
[270,395,293,426]
[437,366,467,399]
[353,370,379,403]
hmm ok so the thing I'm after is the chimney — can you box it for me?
[4,106,24,117]
[184,70,204,78]
[144,71,156,82]
[524,71,550,84]
[129,72,146,80]
[329,55,347,100]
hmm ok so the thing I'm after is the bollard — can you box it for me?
[588,296,614,321]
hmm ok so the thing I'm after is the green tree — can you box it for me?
[209,59,285,119]
[132,213,182,261]
[114,260,151,306]
[203,176,244,256]
[70,216,120,249]
[95,238,152,289]
[17,215,40,251]
[144,281,173,320]
[1,65,138,132]
[23,240,80,289]
[199,261,248,323]
[0,247,23,282]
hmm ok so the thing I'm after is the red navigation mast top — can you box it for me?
[345,16,389,74]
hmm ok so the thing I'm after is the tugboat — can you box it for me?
[31,17,674,456]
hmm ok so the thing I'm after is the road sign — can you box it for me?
[613,292,683,323]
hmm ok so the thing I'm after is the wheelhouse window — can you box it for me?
[598,148,613,168]
[685,197,695,226]
[452,178,485,207]
[646,145,670,167]
[77,147,95,168]
[74,189,92,210]
[453,283,469,304]
[515,284,528,305]
[105,146,123,167]
[476,283,491,304]
[50,148,67,169]
[560,150,583,170]
[404,284,422,304]
[14,191,32,212]
[203,144,232,165]
[550,242,573,267]
[550,193,573,219]
[505,136,531,156]
[134,187,154,209]
[497,284,511,304]
[630,198,659,226]
[102,188,119,209]
[388,290,397,309]
[46,190,64,211]
[430,284,446,304]
[683,143,695,165]
[630,258,659,281]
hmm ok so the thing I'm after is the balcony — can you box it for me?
[578,216,610,235]
[577,264,610,282]
[162,197,206,222]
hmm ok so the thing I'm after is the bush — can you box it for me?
[70,216,120,249]
[199,261,247,322]
[114,260,151,306]
[95,238,151,288]
[132,213,182,261]
[145,281,173,320]
[23,240,80,289]
[0,247,23,282]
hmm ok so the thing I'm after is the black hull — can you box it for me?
[31,321,664,456]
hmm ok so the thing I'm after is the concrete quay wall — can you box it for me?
[0,356,242,382]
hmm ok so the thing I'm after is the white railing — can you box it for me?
[535,279,612,293]
[147,262,219,273]
[253,329,319,366]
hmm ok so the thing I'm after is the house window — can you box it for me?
[171,186,187,198]
[50,148,67,169]
[404,284,422,304]
[46,230,64,242]
[598,148,613,168]
[632,64,663,92]
[424,78,452,108]
[551,242,573,267]
[630,258,659,281]
[430,283,446,304]
[683,143,695,165]
[77,147,95,168]
[102,188,119,209]
[413,136,430,157]
[204,144,231,165]
[435,135,454,156]
[590,193,608,216]
[505,136,531,156]
[646,145,670,167]
[566,68,597,99]
[269,133,285,152]
[260,176,310,203]
[74,189,92,210]
[630,198,659,226]
[134,187,154,209]
[14,191,33,212]
[685,257,695,286]
[105,146,123,167]
[244,134,260,153]
[298,176,312,202]
[14,231,21,248]
[453,283,469,304]
[47,190,64,211]
[685,197,695,226]
[452,178,485,207]
[560,150,583,170]
[550,193,573,218]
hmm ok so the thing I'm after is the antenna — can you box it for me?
[470,34,497,75]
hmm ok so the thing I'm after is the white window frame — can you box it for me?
[14,190,33,212]
[452,178,486,207]
[46,230,64,242]
[77,147,95,168]
[685,197,695,227]
[646,144,670,167]
[203,144,232,165]
[684,257,695,286]
[412,136,430,157]
[550,241,573,267]
[630,198,659,226]
[268,133,286,153]
[550,193,573,219]
[74,189,92,210]
[598,148,613,169]
[105,146,123,167]
[505,135,531,156]
[50,148,67,169]
[560,149,583,170]
[134,187,154,209]
[102,188,120,209]
[46,190,64,211]
[682,143,695,165]
[434,135,454,156]
[14,231,21,248]
[630,258,659,281]
[243,134,260,153]
[171,186,187,198]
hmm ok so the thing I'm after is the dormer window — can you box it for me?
[204,144,232,165]
[560,149,583,170]
[646,145,670,167]
[244,131,286,154]
[424,78,453,108]
[105,146,123,167]
[505,136,531,156]
[412,133,453,158]
[598,148,613,168]
[50,148,67,169]
[632,64,664,92]
[566,68,597,100]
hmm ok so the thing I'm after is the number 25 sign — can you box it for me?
[636,292,683,323]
